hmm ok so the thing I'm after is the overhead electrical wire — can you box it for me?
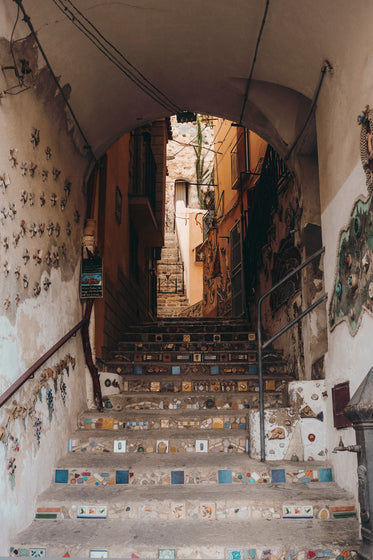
[51,0,181,114]
[239,0,269,125]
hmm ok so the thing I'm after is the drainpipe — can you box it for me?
[344,367,373,559]
[240,128,250,317]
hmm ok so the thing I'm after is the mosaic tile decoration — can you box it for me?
[158,549,176,559]
[218,469,232,484]
[55,469,68,483]
[226,550,247,560]
[116,470,129,484]
[90,551,108,558]
[77,505,107,518]
[271,469,286,483]
[283,505,313,518]
[171,470,185,484]
[319,468,333,482]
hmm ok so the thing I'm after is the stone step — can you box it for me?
[69,427,248,454]
[53,455,337,488]
[97,388,288,411]
[125,319,252,333]
[102,361,288,377]
[31,480,355,521]
[117,341,257,351]
[11,518,360,558]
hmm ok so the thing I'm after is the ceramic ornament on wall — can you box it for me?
[329,194,373,334]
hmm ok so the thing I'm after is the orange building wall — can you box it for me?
[202,119,267,317]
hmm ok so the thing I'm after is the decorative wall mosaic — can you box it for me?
[0,128,81,315]
[0,354,76,488]
[329,194,373,334]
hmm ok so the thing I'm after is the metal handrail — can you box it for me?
[0,318,88,409]
[257,246,326,461]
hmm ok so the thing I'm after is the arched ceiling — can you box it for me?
[1,0,363,159]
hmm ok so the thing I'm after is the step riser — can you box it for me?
[33,501,356,522]
[54,467,334,487]
[10,542,361,560]
[69,435,248,453]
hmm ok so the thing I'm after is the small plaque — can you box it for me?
[80,257,103,298]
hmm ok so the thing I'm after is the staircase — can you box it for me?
[11,318,360,559]
[157,232,190,317]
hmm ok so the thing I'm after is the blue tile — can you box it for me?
[171,366,180,375]
[248,365,258,375]
[218,469,232,483]
[319,468,332,482]
[55,469,68,483]
[210,365,219,375]
[133,365,142,374]
[171,471,184,484]
[271,469,286,483]
[116,470,129,484]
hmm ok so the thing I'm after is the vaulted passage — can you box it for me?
[1,1,373,557]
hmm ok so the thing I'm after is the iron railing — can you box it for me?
[0,300,103,411]
[257,246,327,461]
[157,262,185,294]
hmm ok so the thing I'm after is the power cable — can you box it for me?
[10,3,21,81]
[51,0,181,114]
[13,0,98,166]
[65,0,180,113]
[285,60,333,161]
[239,0,269,125]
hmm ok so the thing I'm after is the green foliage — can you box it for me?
[193,115,214,209]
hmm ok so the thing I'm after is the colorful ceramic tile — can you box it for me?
[196,439,208,452]
[213,417,224,428]
[210,365,219,375]
[90,550,108,558]
[102,418,114,430]
[171,470,184,484]
[226,549,245,560]
[133,365,143,375]
[238,381,248,391]
[271,469,286,483]
[113,440,126,453]
[157,440,169,453]
[283,505,313,518]
[171,366,180,375]
[158,549,176,559]
[150,381,160,392]
[30,550,46,558]
[182,381,192,391]
[116,470,129,484]
[77,505,107,518]
[55,469,69,483]
[219,469,232,484]
[318,468,332,482]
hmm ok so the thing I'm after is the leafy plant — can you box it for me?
[193,115,214,209]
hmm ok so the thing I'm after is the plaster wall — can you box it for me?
[0,35,89,552]
[174,202,204,305]
[321,162,371,498]
[165,117,214,232]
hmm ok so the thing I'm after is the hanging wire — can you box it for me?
[10,3,21,81]
[65,0,180,113]
[285,60,333,161]
[239,0,269,125]
[51,0,181,114]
